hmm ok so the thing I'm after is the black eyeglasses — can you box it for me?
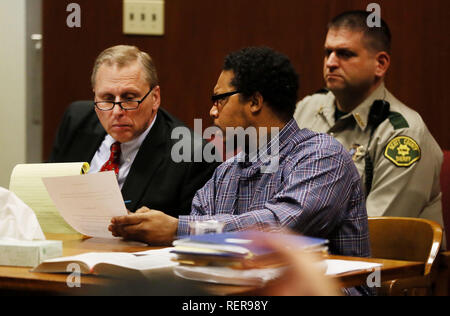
[211,90,241,108]
[94,87,153,111]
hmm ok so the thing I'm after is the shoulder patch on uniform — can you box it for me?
[388,112,409,130]
[384,136,421,167]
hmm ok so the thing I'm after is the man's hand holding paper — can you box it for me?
[109,207,179,245]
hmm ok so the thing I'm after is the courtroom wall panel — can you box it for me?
[42,0,450,159]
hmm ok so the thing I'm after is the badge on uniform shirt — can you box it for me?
[349,144,365,162]
[384,136,421,167]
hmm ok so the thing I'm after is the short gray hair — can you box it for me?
[91,45,159,89]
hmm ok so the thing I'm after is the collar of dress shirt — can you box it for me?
[328,82,387,131]
[104,113,158,161]
[237,119,298,171]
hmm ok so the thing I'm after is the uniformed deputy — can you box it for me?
[294,11,445,236]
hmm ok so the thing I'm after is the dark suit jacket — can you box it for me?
[49,101,219,217]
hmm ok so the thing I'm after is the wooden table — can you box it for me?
[327,255,423,288]
[0,234,424,295]
[0,234,151,295]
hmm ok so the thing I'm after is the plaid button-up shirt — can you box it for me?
[178,119,370,258]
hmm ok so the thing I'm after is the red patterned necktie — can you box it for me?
[100,142,121,176]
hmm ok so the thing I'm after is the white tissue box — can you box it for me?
[0,240,63,267]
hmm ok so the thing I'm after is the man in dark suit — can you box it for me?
[49,45,219,217]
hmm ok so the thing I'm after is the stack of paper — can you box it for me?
[174,265,286,287]
[171,232,384,287]
[173,259,383,287]
[171,231,328,269]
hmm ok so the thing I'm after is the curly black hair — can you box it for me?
[223,47,299,122]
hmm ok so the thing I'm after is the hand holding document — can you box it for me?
[42,171,127,238]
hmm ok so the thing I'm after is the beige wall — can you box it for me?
[0,0,27,187]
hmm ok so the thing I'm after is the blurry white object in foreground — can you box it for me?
[0,187,45,241]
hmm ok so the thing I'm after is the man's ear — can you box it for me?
[151,85,161,111]
[249,92,264,114]
[374,51,390,78]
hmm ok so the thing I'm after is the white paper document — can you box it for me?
[324,259,382,275]
[173,259,384,286]
[174,265,285,286]
[42,171,127,238]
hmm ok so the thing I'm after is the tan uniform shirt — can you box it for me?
[294,83,444,229]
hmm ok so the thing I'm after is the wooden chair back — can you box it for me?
[441,150,450,246]
[368,217,442,275]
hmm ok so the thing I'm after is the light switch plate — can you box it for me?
[123,0,164,36]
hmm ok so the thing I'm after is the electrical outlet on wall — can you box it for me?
[123,0,164,36]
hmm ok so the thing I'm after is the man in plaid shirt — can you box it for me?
[110,47,370,261]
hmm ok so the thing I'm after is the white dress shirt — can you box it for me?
[89,114,157,189]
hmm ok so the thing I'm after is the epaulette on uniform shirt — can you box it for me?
[388,112,410,130]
